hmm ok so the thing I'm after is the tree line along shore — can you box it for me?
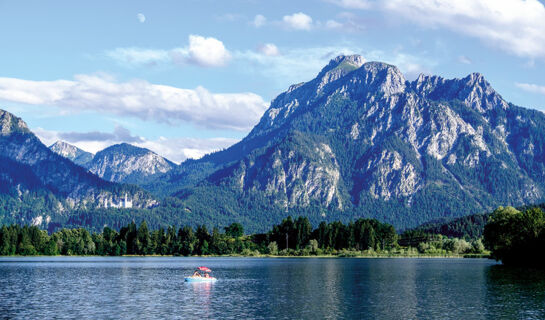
[1,205,543,266]
[1,216,488,258]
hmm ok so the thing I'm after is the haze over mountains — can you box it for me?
[3,55,545,231]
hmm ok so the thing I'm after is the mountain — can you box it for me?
[48,140,175,187]
[86,143,175,185]
[166,55,545,230]
[49,141,93,167]
[0,109,156,227]
[4,55,545,233]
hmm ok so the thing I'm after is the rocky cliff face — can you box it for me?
[0,109,155,210]
[86,143,175,184]
[210,132,343,208]
[49,141,93,167]
[173,55,545,228]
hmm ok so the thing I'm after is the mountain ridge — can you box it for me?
[48,141,176,186]
[87,143,176,184]
[1,109,156,227]
[163,55,545,229]
[3,55,545,232]
[49,141,94,167]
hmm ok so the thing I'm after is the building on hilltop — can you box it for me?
[101,193,133,209]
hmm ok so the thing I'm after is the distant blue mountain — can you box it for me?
[0,109,155,227]
[50,141,175,186]
[86,143,175,184]
[49,140,93,167]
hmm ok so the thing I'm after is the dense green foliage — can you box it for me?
[1,216,487,257]
[398,230,484,255]
[483,206,545,266]
[407,202,545,242]
[411,213,490,239]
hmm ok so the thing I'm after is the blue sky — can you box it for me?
[1,0,544,163]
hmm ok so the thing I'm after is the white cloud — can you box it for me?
[516,82,545,96]
[283,12,313,30]
[383,0,545,59]
[253,14,267,27]
[325,20,343,29]
[137,13,146,23]
[137,136,238,163]
[187,35,231,67]
[257,43,280,56]
[34,127,238,163]
[325,0,372,9]
[0,74,268,131]
[105,34,231,67]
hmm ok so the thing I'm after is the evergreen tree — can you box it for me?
[137,221,151,255]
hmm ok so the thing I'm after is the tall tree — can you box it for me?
[137,221,151,255]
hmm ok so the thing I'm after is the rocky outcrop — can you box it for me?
[87,143,175,184]
[212,134,342,208]
[49,141,93,167]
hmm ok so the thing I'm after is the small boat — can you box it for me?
[185,266,217,282]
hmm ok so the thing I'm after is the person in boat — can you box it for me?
[192,270,201,277]
[204,273,210,278]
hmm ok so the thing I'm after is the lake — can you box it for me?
[1,257,545,319]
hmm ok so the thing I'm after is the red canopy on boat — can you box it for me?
[197,266,212,272]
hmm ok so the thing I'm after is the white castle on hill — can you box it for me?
[102,193,133,209]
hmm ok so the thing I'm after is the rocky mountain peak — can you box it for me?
[319,55,366,75]
[353,62,406,96]
[97,143,149,157]
[88,143,175,184]
[50,141,84,158]
[248,59,408,140]
[0,109,29,136]
[316,55,366,88]
[49,140,94,167]
[411,72,507,113]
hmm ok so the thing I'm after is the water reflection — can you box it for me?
[485,265,545,320]
[1,257,545,319]
[190,281,213,317]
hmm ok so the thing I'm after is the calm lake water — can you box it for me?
[1,257,545,319]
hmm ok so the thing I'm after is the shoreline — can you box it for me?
[0,254,491,259]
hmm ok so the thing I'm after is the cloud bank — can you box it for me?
[382,0,545,59]
[0,74,268,131]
